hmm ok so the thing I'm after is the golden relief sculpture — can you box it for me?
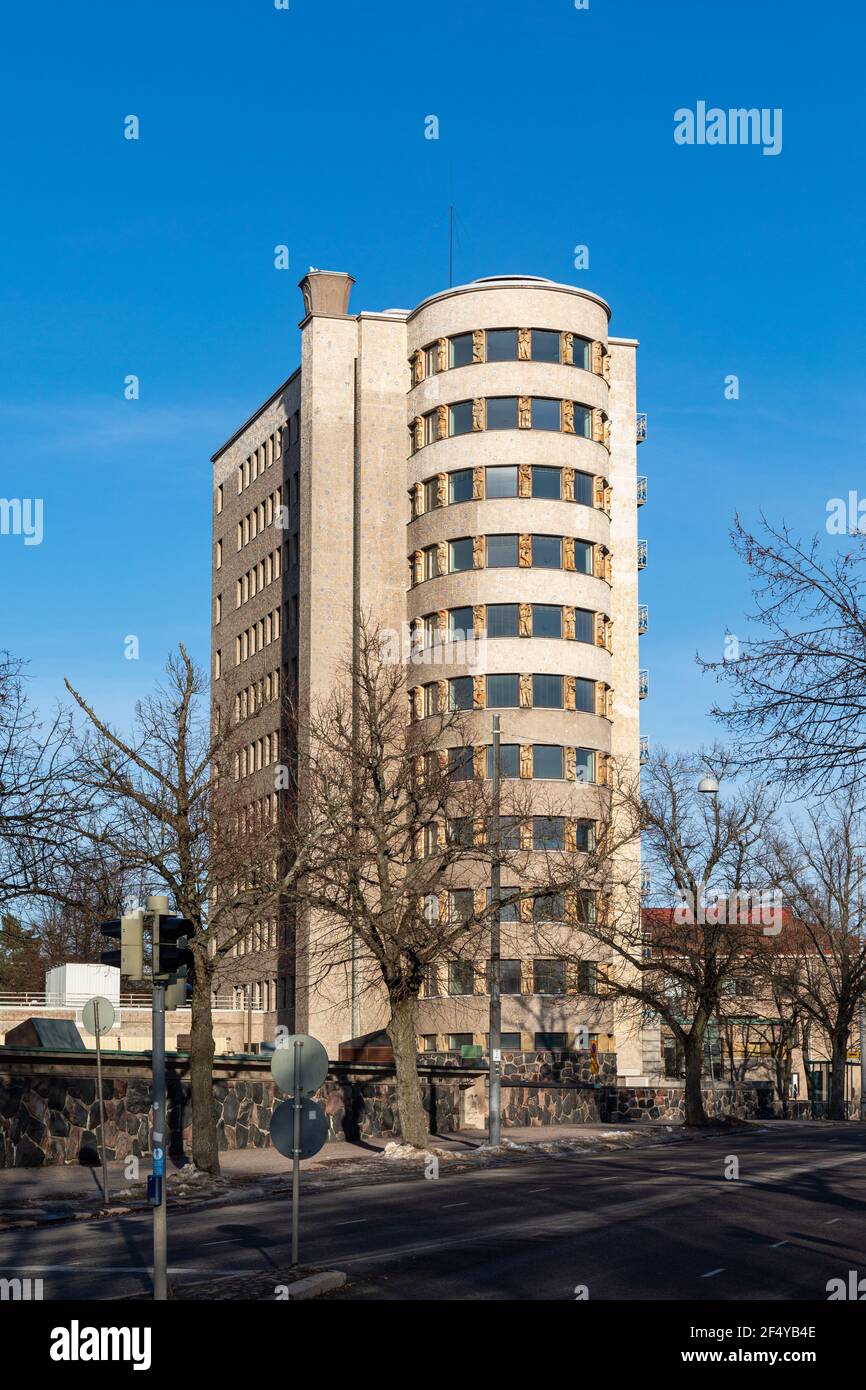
[597,752,610,785]
[414,481,425,515]
[412,687,424,721]
[472,398,485,432]
[472,466,485,499]
[473,746,486,779]
[519,673,532,708]
[437,338,448,372]
[437,403,448,440]
[473,675,485,708]
[518,395,532,429]
[518,533,532,567]
[473,535,485,569]
[604,550,613,585]
[472,603,486,636]
[602,352,611,384]
[563,606,575,641]
[412,350,425,385]
[517,327,531,360]
[519,744,533,779]
[518,603,532,637]
[593,475,605,509]
[565,746,576,781]
[518,462,532,497]
[564,819,577,854]
[591,407,604,443]
[595,612,606,647]
[437,679,448,713]
[436,473,448,507]
[520,821,534,852]
[562,399,574,434]
[519,895,533,921]
[562,467,574,502]
[603,418,611,450]
[436,540,448,575]
[591,340,603,375]
[564,675,576,711]
[414,417,424,451]
[604,484,612,517]
[438,609,448,637]
[595,682,606,717]
[561,331,573,365]
[563,537,575,572]
[413,550,423,584]
[472,329,485,363]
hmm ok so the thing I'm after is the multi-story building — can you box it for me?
[211,270,648,1072]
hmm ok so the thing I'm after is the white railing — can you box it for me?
[0,991,264,1012]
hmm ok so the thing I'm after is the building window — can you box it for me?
[487,673,520,708]
[447,959,475,995]
[572,337,591,371]
[533,745,563,780]
[449,676,473,711]
[486,533,519,567]
[216,540,222,569]
[574,677,595,713]
[447,1033,474,1052]
[491,960,523,995]
[449,468,473,504]
[533,816,564,851]
[216,484,223,514]
[449,606,474,640]
[533,535,561,569]
[214,650,221,680]
[534,894,565,923]
[486,396,518,430]
[574,470,593,506]
[485,328,518,362]
[423,682,440,717]
[422,966,440,998]
[449,746,474,781]
[424,410,439,446]
[486,744,520,779]
[578,962,600,995]
[576,890,597,924]
[420,1035,438,1053]
[486,603,519,638]
[449,537,473,572]
[424,343,440,376]
[535,1031,568,1050]
[449,333,473,368]
[423,478,440,512]
[573,404,592,438]
[531,397,561,431]
[532,466,560,499]
[574,820,596,852]
[423,545,440,580]
[532,604,561,639]
[531,329,560,363]
[574,748,596,783]
[573,608,594,643]
[533,673,563,708]
[214,594,222,625]
[574,540,593,574]
[486,465,518,498]
[533,959,566,994]
[449,401,474,436]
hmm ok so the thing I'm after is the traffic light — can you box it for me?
[153,915,195,982]
[99,912,145,980]
[165,968,193,1010]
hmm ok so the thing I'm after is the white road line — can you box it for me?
[442,1202,469,1208]
[701,1268,725,1278]
[335,1218,368,1225]
[528,1187,550,1193]
[771,1240,788,1248]
[825,1218,841,1225]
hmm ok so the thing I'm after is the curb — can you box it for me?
[281,1270,347,1300]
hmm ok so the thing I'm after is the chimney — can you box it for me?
[298,269,355,321]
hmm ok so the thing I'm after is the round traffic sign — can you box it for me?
[270,1033,328,1094]
[270,1097,329,1160]
[82,996,116,1036]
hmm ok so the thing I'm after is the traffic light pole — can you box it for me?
[152,978,168,1301]
[291,1036,302,1267]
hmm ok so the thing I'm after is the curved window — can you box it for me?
[575,540,594,574]
[449,333,473,369]
[487,396,519,430]
[487,673,520,708]
[449,676,473,711]
[532,329,560,363]
[532,466,560,499]
[487,534,519,567]
[486,744,520,779]
[574,677,595,713]
[486,328,518,362]
[486,466,518,498]
[449,538,473,572]
[531,398,561,431]
[572,337,591,371]
[449,606,473,640]
[449,401,473,436]
[533,674,563,708]
[450,469,473,504]
[487,603,519,638]
[573,404,592,438]
[533,745,564,779]
[533,605,562,639]
[533,535,562,569]
[573,470,593,505]
[575,748,595,782]
[534,817,564,851]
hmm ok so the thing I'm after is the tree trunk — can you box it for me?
[829,1032,849,1121]
[683,1032,708,1126]
[387,994,428,1148]
[190,971,220,1173]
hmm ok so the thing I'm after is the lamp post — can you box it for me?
[489,714,502,1146]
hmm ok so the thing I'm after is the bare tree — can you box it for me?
[701,515,866,795]
[63,645,324,1174]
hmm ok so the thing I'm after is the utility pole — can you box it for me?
[859,994,866,1121]
[489,714,502,1146]
[148,894,169,1302]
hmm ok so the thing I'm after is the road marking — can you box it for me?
[442,1202,469,1208]
[528,1187,550,1193]
[825,1218,841,1225]
[701,1268,725,1278]
[335,1218,368,1225]
[771,1240,788,1248]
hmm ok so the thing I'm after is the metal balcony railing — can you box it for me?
[639,669,649,699]
[638,603,648,635]
[637,539,647,569]
[0,991,264,1012]
[637,475,647,506]
[636,413,647,443]
[640,735,650,765]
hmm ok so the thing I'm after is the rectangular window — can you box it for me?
[574,677,595,713]
[533,816,564,851]
[449,676,473,711]
[449,746,474,781]
[422,614,441,649]
[573,404,592,438]
[422,966,440,998]
[533,673,563,708]
[499,816,523,850]
[486,396,518,430]
[572,337,591,371]
[447,957,475,994]
[447,1033,474,1052]
[485,465,518,498]
[448,817,474,847]
[499,961,523,995]
[449,606,474,641]
[216,484,223,514]
[216,540,222,569]
[487,743,520,779]
[449,400,474,436]
[487,673,520,708]
[486,602,519,638]
[531,329,560,363]
[574,540,593,574]
[534,893,565,922]
[532,604,561,639]
[423,682,440,717]
[449,468,473,504]
[423,478,439,512]
[533,959,566,994]
[214,594,222,625]
[535,1031,568,1050]
[424,410,439,445]
[532,397,561,431]
[449,537,473,572]
[533,534,562,569]
[576,890,597,924]
[420,1035,438,1053]
[449,333,473,368]
[575,748,595,783]
[531,466,560,499]
[574,820,596,852]
[486,533,519,567]
[573,470,593,505]
[214,650,221,679]
[485,328,518,362]
[533,745,563,780]
[573,608,594,643]
[424,545,440,580]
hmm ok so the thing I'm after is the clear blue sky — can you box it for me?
[1,0,863,751]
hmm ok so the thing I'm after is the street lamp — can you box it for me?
[697,775,719,795]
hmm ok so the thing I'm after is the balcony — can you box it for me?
[636,413,647,443]
[639,669,649,699]
[641,868,652,896]
[638,603,648,635]
[640,735,650,765]
[637,475,647,506]
[637,539,647,569]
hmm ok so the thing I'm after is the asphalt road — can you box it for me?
[2,1128,865,1300]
